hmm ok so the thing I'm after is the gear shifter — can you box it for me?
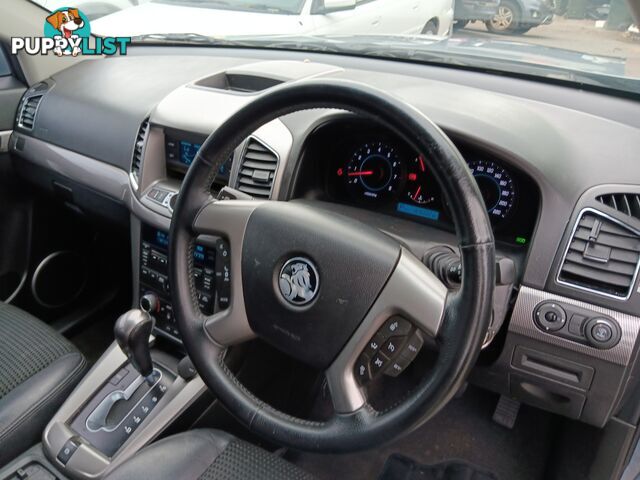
[114,293,158,379]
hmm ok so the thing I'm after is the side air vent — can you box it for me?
[131,118,150,187]
[17,95,43,130]
[558,209,640,299]
[236,138,278,199]
[597,193,640,222]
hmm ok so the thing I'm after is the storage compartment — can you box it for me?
[512,346,594,390]
[510,373,586,419]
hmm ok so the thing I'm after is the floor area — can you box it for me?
[290,386,558,480]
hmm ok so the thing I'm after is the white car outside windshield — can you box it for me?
[89,0,453,38]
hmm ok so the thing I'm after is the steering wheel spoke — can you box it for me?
[191,199,263,347]
[326,249,448,413]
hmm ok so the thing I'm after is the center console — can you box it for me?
[139,224,230,343]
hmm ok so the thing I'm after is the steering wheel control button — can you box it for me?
[57,439,79,465]
[215,239,231,309]
[278,256,320,307]
[370,352,389,375]
[382,337,405,357]
[364,332,385,357]
[386,355,411,377]
[382,317,412,337]
[405,330,424,356]
[534,302,566,332]
[355,354,371,385]
[585,317,620,349]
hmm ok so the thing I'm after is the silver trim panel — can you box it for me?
[13,133,131,202]
[193,200,262,346]
[326,249,447,413]
[42,342,206,479]
[556,207,640,301]
[85,370,162,433]
[0,130,11,153]
[510,286,640,366]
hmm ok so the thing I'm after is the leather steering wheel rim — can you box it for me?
[169,79,495,453]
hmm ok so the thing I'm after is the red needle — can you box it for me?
[348,170,375,177]
[413,186,422,201]
[419,155,426,172]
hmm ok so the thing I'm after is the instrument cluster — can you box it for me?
[297,121,539,247]
[337,139,517,226]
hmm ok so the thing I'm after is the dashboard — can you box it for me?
[8,49,640,432]
[295,120,539,246]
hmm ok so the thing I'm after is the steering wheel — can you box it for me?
[168,79,495,453]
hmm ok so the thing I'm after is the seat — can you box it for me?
[0,302,87,465]
[107,429,315,480]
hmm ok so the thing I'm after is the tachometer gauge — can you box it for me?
[468,159,516,221]
[405,155,437,205]
[343,141,401,201]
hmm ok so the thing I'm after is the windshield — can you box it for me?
[31,0,640,95]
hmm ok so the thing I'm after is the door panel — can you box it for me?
[0,43,28,302]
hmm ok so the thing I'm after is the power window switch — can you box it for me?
[57,439,79,465]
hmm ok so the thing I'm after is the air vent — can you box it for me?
[236,138,278,199]
[597,193,640,222]
[131,118,150,187]
[558,210,640,299]
[17,95,43,130]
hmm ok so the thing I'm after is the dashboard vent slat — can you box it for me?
[597,193,640,222]
[17,95,43,130]
[558,210,640,299]
[131,118,150,188]
[235,138,278,199]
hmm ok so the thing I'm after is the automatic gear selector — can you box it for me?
[114,294,158,378]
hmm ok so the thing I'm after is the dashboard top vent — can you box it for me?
[558,209,640,299]
[597,193,640,222]
[131,118,150,188]
[236,138,278,199]
[17,95,43,130]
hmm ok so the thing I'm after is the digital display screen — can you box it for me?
[155,230,169,248]
[193,245,206,262]
[396,202,440,221]
[179,140,201,167]
[147,227,212,264]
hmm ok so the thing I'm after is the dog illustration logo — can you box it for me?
[11,8,129,57]
[45,8,90,56]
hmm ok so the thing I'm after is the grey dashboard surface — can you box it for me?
[31,55,251,171]
[14,45,640,290]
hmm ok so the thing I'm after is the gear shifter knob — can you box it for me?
[114,305,155,378]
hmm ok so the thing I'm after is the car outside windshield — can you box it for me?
[32,0,640,95]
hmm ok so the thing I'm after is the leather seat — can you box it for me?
[0,302,87,465]
[107,429,315,480]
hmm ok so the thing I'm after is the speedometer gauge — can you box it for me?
[343,141,401,202]
[468,159,516,221]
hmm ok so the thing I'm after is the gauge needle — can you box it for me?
[419,155,426,172]
[348,170,375,177]
[413,186,422,201]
